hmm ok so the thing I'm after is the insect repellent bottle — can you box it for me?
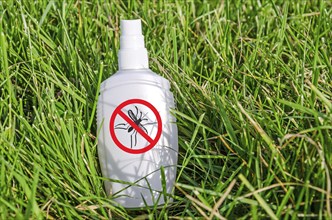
[97,19,178,208]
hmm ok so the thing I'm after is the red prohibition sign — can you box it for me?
[109,99,162,154]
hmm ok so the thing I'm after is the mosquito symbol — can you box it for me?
[115,106,157,148]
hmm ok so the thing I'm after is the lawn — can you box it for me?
[0,0,332,219]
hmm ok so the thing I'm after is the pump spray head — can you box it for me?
[118,19,149,70]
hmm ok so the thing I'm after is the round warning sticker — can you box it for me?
[109,99,162,154]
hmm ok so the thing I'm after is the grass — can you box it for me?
[0,0,332,219]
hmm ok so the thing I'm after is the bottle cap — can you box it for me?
[118,19,149,69]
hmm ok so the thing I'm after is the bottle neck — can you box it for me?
[118,47,149,70]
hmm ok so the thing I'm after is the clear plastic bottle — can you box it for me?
[97,19,178,208]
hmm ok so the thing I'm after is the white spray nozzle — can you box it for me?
[118,19,149,69]
[121,19,142,36]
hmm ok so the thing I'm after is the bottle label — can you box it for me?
[109,99,162,154]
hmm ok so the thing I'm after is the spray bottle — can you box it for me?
[97,19,178,208]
